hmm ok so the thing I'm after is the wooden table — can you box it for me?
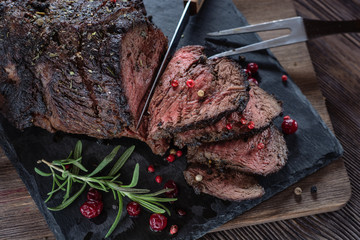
[1,0,359,239]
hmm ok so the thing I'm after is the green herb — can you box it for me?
[35,141,176,238]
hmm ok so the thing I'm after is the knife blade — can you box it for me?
[136,0,205,130]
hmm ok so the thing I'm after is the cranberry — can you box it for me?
[186,79,195,88]
[243,69,252,77]
[80,200,103,219]
[170,225,178,235]
[176,150,183,157]
[247,121,255,129]
[171,79,179,88]
[163,180,178,198]
[177,209,186,216]
[147,165,155,173]
[155,175,162,183]
[110,0,116,3]
[248,77,258,86]
[247,62,259,74]
[240,117,247,125]
[226,123,232,130]
[149,213,167,232]
[166,154,175,163]
[257,142,265,150]
[87,188,102,201]
[64,164,72,170]
[282,75,288,82]
[282,118,298,134]
[126,201,141,216]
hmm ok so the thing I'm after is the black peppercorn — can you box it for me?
[310,185,317,194]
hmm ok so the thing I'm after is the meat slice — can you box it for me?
[183,164,265,201]
[147,46,249,141]
[187,125,287,176]
[174,85,283,148]
[0,0,167,140]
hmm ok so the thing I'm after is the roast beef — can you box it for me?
[174,84,283,148]
[0,0,167,140]
[187,125,288,176]
[147,45,249,142]
[183,164,265,201]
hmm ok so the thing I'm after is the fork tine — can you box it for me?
[208,16,303,36]
[208,16,308,58]
[209,34,305,59]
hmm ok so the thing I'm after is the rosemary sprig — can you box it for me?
[35,141,176,238]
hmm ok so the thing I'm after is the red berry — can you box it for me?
[186,79,195,88]
[87,188,102,201]
[240,117,247,125]
[166,154,176,163]
[247,121,255,129]
[177,209,186,216]
[176,150,183,157]
[155,175,162,183]
[110,0,116,3]
[243,69,252,77]
[149,213,167,232]
[247,62,259,73]
[80,200,103,219]
[170,225,178,235]
[171,79,179,88]
[64,164,72,170]
[126,201,141,216]
[226,123,232,130]
[283,115,291,120]
[282,118,298,134]
[257,142,265,150]
[248,77,258,86]
[282,75,288,82]
[163,180,179,198]
[147,165,155,173]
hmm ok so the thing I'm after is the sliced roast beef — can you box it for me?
[147,45,249,141]
[174,84,283,148]
[0,0,167,141]
[187,125,287,176]
[183,164,265,201]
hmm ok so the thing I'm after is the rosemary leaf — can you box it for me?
[110,173,121,182]
[73,140,82,159]
[122,163,139,188]
[112,189,117,201]
[138,196,177,203]
[47,180,68,195]
[140,188,174,197]
[48,183,86,211]
[87,146,121,177]
[34,167,52,177]
[107,182,149,194]
[105,192,123,238]
[109,145,135,176]
[71,161,88,172]
[130,196,165,214]
[148,201,171,216]
[63,177,72,203]
[45,169,56,203]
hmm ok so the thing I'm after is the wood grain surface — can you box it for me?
[0,0,359,239]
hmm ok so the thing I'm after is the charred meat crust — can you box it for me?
[0,0,167,141]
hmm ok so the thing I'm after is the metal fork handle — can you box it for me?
[304,19,360,39]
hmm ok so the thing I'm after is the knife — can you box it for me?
[136,0,206,130]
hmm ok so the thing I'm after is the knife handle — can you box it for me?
[184,0,205,15]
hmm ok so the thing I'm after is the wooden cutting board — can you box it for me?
[0,0,351,239]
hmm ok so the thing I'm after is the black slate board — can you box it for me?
[0,0,343,239]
